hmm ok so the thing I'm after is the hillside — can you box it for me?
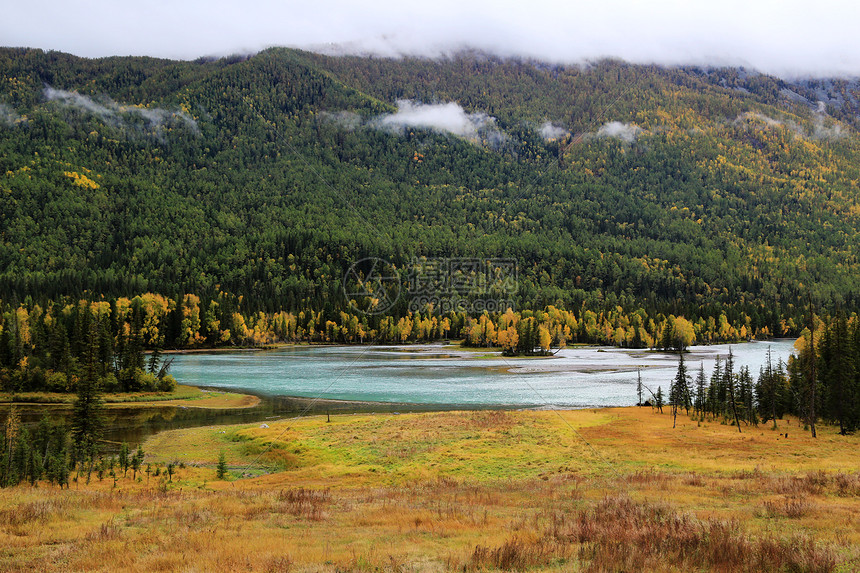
[1,47,858,333]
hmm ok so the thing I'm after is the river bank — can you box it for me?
[0,384,259,409]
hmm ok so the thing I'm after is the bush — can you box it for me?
[46,371,69,392]
[138,371,158,391]
[157,374,177,392]
[25,367,47,391]
[100,373,119,393]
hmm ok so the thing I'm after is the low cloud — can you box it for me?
[5,2,860,79]
[735,111,783,128]
[325,100,510,148]
[735,107,844,140]
[44,87,199,139]
[373,100,496,140]
[596,121,641,143]
[0,103,23,127]
[321,110,363,130]
[538,121,568,141]
[811,102,844,140]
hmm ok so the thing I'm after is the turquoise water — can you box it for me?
[169,340,796,408]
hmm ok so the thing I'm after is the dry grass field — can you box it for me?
[1,407,858,572]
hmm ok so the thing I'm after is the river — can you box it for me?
[2,340,797,448]
[169,339,796,408]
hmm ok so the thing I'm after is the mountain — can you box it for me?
[1,47,858,335]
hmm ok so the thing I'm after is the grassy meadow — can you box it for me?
[0,384,259,408]
[1,407,858,572]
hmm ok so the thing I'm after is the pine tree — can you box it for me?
[756,347,780,429]
[709,356,723,418]
[660,320,674,351]
[670,352,688,428]
[216,450,229,480]
[738,366,757,426]
[132,445,144,480]
[724,348,742,432]
[695,362,707,416]
[71,317,104,483]
[806,300,818,438]
[820,311,857,434]
[119,442,130,477]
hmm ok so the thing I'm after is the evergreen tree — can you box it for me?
[694,362,707,416]
[724,348,742,432]
[119,442,130,477]
[216,450,229,480]
[755,347,786,429]
[820,311,858,434]
[670,352,688,428]
[708,356,723,418]
[789,314,821,437]
[131,445,143,480]
[738,366,757,426]
[71,318,104,482]
[805,302,818,438]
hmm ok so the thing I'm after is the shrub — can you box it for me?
[100,373,119,393]
[138,371,158,391]
[157,374,177,392]
[46,371,69,392]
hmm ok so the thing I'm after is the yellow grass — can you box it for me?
[1,407,858,572]
[0,384,259,409]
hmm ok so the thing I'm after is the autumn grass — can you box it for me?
[1,407,858,571]
[0,384,259,409]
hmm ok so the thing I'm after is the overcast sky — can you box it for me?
[3,1,859,78]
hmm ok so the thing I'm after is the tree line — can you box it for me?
[655,312,860,435]
[1,292,771,392]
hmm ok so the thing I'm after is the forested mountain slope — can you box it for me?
[1,47,858,334]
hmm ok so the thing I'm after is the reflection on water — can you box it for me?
[0,399,274,452]
[0,393,466,451]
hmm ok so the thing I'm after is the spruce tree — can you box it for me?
[695,362,707,416]
[738,366,757,426]
[821,311,857,434]
[119,442,130,477]
[216,450,229,480]
[670,352,688,428]
[806,301,818,438]
[709,356,723,418]
[130,445,144,480]
[71,317,104,483]
[724,348,742,432]
[755,347,780,429]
